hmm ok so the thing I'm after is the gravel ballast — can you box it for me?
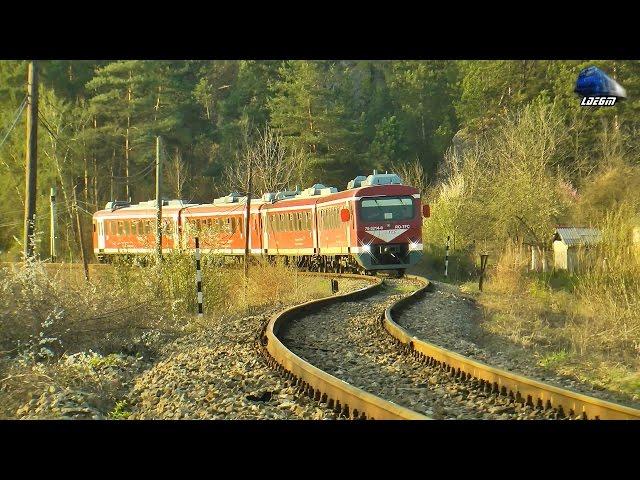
[125,277,371,420]
[280,279,554,419]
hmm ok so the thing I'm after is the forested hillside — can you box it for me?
[1,60,638,259]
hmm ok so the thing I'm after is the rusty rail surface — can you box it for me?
[384,275,640,420]
[258,272,428,420]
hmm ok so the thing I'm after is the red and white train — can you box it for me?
[92,173,427,274]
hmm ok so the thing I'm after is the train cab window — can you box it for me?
[93,221,96,232]
[360,196,415,222]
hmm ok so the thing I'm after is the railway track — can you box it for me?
[258,273,640,420]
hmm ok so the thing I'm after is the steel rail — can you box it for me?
[384,275,640,420]
[259,272,428,420]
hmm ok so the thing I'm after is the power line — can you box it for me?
[0,96,28,150]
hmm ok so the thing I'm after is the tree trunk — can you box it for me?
[307,99,316,153]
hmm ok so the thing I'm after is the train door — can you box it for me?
[98,219,106,250]
[312,204,319,254]
[262,211,269,252]
[345,201,351,254]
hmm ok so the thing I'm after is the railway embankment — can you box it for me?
[393,279,640,414]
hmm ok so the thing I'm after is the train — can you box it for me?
[91,172,428,274]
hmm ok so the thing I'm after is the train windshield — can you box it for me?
[359,196,414,222]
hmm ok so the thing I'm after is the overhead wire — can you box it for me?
[0,95,28,151]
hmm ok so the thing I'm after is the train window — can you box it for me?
[117,221,123,236]
[131,221,137,235]
[360,196,415,221]
[93,222,96,232]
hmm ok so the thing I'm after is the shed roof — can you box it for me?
[553,227,601,246]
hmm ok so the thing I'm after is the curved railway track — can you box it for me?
[6,262,639,419]
[258,273,640,420]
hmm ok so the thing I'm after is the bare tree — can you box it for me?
[224,126,310,195]
[165,148,188,199]
[391,158,428,195]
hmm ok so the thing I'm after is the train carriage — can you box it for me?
[92,172,426,274]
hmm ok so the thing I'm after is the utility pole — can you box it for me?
[243,155,252,280]
[73,183,89,282]
[155,136,163,259]
[50,186,58,262]
[23,61,38,260]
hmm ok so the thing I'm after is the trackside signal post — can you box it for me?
[243,155,252,280]
[195,237,204,318]
[155,136,163,259]
[479,254,489,291]
[445,235,450,278]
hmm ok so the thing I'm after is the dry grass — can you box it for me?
[476,230,640,400]
[0,255,334,418]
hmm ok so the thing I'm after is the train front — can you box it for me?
[350,174,425,273]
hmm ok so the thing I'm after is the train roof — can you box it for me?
[93,174,420,218]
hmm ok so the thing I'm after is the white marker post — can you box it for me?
[445,235,450,278]
[195,237,203,318]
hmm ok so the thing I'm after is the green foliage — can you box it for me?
[538,350,570,369]
[108,400,131,419]
[2,59,640,259]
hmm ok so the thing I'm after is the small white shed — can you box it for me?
[553,227,601,273]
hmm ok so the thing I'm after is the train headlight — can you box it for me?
[362,244,371,253]
[409,241,422,251]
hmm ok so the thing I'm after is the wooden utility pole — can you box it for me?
[73,183,89,281]
[155,136,163,259]
[23,61,38,259]
[50,186,58,262]
[243,155,252,279]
